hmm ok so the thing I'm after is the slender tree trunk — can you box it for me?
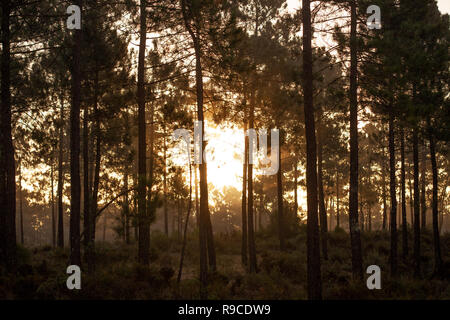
[82,81,91,261]
[400,128,408,259]
[69,0,82,267]
[294,162,298,220]
[194,164,199,227]
[409,161,414,227]
[382,146,387,231]
[51,161,56,247]
[317,111,328,259]
[336,170,340,229]
[277,137,285,251]
[19,161,24,245]
[163,133,168,236]
[348,0,363,280]
[302,0,322,300]
[57,91,65,248]
[177,162,192,284]
[427,121,442,275]
[91,70,100,244]
[247,97,257,272]
[420,143,426,229]
[180,0,215,294]
[388,108,397,277]
[103,213,107,241]
[241,120,248,266]
[137,0,149,266]
[413,127,421,277]
[0,0,16,272]
[124,170,130,244]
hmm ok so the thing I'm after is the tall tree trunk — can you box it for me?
[137,0,149,266]
[302,0,322,300]
[124,169,130,244]
[348,0,363,280]
[180,0,215,293]
[19,161,24,245]
[82,81,91,263]
[427,121,442,275]
[247,97,257,272]
[294,162,298,220]
[194,164,200,227]
[57,91,65,248]
[163,133,168,236]
[69,0,82,267]
[420,143,426,229]
[382,145,387,231]
[51,161,56,247]
[177,162,192,284]
[409,161,414,227]
[400,128,408,259]
[413,127,421,277]
[336,170,340,229]
[241,119,248,266]
[0,0,16,272]
[388,108,397,277]
[317,111,328,259]
[277,137,285,251]
[91,70,100,244]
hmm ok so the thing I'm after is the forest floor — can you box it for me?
[1,226,449,299]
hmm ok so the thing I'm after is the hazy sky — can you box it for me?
[286,0,450,15]
[437,0,450,15]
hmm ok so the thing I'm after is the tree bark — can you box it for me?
[82,78,91,265]
[413,127,421,277]
[420,143,426,229]
[382,146,387,231]
[57,90,65,248]
[180,0,216,294]
[137,0,149,266]
[241,119,248,266]
[91,70,101,245]
[317,111,328,259]
[51,161,56,247]
[400,128,408,259]
[348,0,363,281]
[388,108,397,277]
[0,0,16,272]
[69,0,82,267]
[163,133,168,236]
[302,0,322,300]
[177,162,193,284]
[247,96,257,273]
[277,137,285,251]
[336,170,340,229]
[427,121,442,275]
[294,161,298,220]
[19,161,24,245]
